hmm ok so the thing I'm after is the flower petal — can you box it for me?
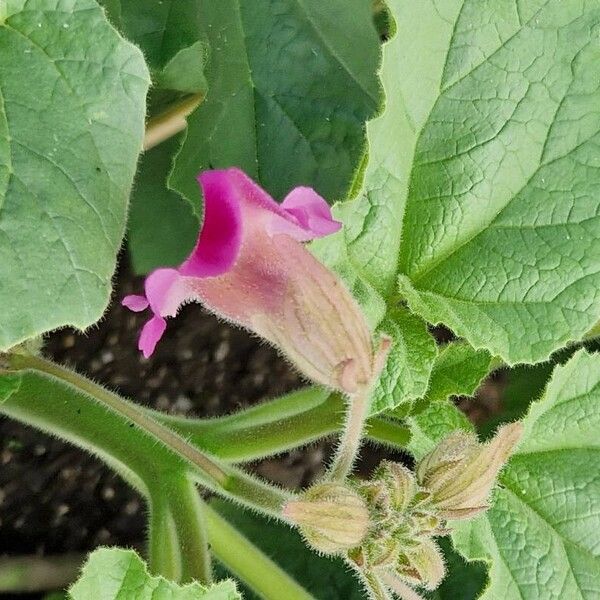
[145,268,190,317]
[196,168,340,244]
[122,294,149,312]
[138,315,167,358]
[277,187,342,239]
[180,171,243,277]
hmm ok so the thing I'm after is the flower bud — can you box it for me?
[283,483,370,554]
[418,423,522,519]
[416,431,477,489]
[399,539,445,590]
[374,461,417,513]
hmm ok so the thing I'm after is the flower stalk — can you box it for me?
[327,336,391,482]
[143,94,203,150]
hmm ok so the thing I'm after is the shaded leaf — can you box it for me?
[424,342,493,404]
[127,135,198,274]
[170,0,381,212]
[211,499,363,600]
[426,538,487,600]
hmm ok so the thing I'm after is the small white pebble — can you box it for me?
[102,487,115,501]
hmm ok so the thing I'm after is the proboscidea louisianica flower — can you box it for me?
[123,168,387,395]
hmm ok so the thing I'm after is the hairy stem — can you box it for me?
[165,477,212,585]
[147,490,182,581]
[379,573,426,600]
[3,353,291,518]
[154,389,411,462]
[326,385,371,482]
[8,353,228,484]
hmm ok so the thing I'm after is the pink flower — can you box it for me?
[123,168,379,393]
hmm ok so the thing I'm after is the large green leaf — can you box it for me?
[327,0,465,301]
[398,0,600,364]
[330,0,600,364]
[0,0,149,350]
[69,548,240,600]
[169,0,381,210]
[452,349,600,599]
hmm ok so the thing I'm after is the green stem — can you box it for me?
[147,490,182,581]
[9,353,227,484]
[153,389,411,462]
[3,354,291,518]
[143,93,202,150]
[365,416,411,448]
[203,503,315,600]
[327,385,371,482]
[165,477,212,584]
[0,553,83,593]
[155,388,341,461]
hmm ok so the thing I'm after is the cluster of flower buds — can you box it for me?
[284,422,522,599]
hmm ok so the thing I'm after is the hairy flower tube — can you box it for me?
[123,168,381,394]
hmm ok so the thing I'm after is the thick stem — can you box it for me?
[3,354,291,518]
[143,94,202,150]
[147,490,182,581]
[203,503,314,600]
[8,353,228,484]
[326,385,371,482]
[155,389,340,461]
[165,477,212,585]
[154,390,410,462]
